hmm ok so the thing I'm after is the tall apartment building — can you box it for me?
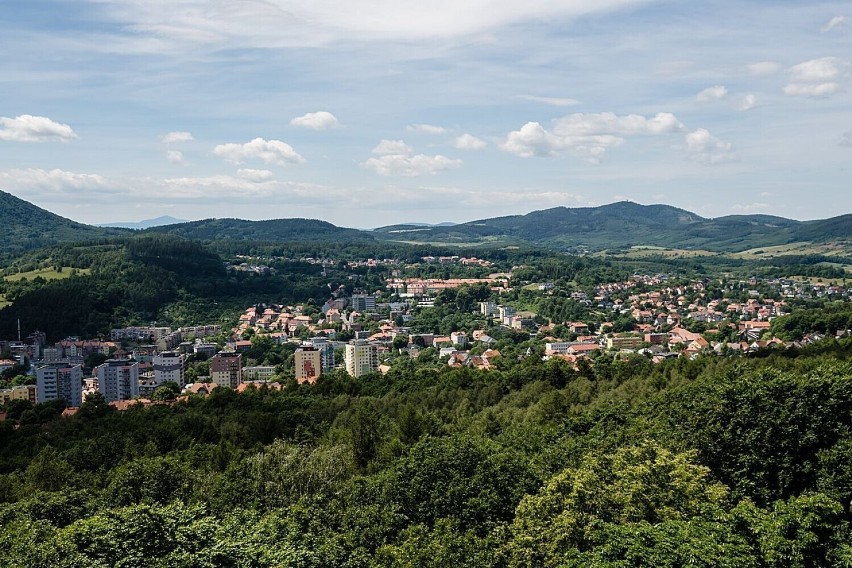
[480,301,499,317]
[350,294,377,313]
[153,351,186,387]
[36,363,83,407]
[306,337,335,372]
[344,340,378,378]
[95,360,140,402]
[211,352,242,389]
[294,346,322,384]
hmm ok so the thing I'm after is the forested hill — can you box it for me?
[0,191,126,256]
[374,201,852,252]
[146,217,375,243]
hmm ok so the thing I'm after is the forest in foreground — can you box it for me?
[2,344,852,567]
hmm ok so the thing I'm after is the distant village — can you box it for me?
[1,255,849,416]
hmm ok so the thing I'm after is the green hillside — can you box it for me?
[0,191,126,256]
[375,201,852,252]
[147,217,375,243]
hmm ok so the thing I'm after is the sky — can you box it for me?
[1,1,850,228]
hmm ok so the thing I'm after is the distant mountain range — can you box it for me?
[1,190,850,256]
[97,216,190,229]
[373,201,852,252]
[145,217,375,243]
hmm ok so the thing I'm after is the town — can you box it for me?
[2,254,848,416]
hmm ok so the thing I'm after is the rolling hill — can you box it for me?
[0,190,127,256]
[374,201,852,252]
[145,217,375,243]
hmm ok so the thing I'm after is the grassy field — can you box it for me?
[733,241,852,259]
[4,267,91,282]
[0,295,8,309]
[600,246,720,259]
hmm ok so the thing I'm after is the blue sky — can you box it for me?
[1,0,850,227]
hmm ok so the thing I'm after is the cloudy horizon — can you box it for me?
[1,1,850,226]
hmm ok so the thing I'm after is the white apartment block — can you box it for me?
[36,363,83,407]
[153,351,186,387]
[95,360,140,403]
[344,340,378,377]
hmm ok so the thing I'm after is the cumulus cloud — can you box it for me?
[290,111,340,130]
[784,57,849,97]
[213,137,305,165]
[746,61,781,76]
[501,111,684,162]
[696,85,728,103]
[237,168,275,182]
[406,123,447,135]
[362,139,462,176]
[166,150,186,164]
[822,15,850,32]
[734,94,758,111]
[685,128,735,165]
[517,95,580,107]
[372,139,413,155]
[161,131,194,143]
[0,168,111,194]
[453,133,487,150]
[0,115,77,142]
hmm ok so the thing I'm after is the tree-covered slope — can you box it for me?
[374,201,852,252]
[147,217,375,243]
[0,191,126,256]
[2,344,852,566]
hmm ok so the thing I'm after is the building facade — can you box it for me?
[36,363,83,407]
[95,360,140,402]
[153,351,186,387]
[294,346,322,384]
[211,352,242,389]
[344,340,378,378]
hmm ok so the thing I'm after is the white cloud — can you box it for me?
[86,1,651,47]
[237,168,275,182]
[502,112,684,161]
[746,61,781,76]
[166,150,185,164]
[822,16,850,32]
[685,128,735,165]
[372,139,413,155]
[362,139,461,176]
[517,95,580,107]
[406,123,447,135]
[784,57,849,97]
[212,137,305,165]
[0,168,111,194]
[840,132,852,147]
[0,115,77,142]
[734,94,758,111]
[783,82,841,97]
[789,57,846,82]
[155,175,280,198]
[696,85,728,103]
[161,131,194,143]
[290,111,340,130]
[453,133,487,151]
